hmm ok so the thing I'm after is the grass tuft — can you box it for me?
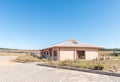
[15,55,40,63]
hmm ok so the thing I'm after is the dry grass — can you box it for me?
[104,60,120,72]
[15,55,40,63]
[0,53,27,56]
[99,51,120,60]
[15,50,120,72]
[44,59,120,72]
[100,51,113,56]
[47,60,105,70]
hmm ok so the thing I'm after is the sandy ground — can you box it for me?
[0,56,18,65]
[0,56,120,82]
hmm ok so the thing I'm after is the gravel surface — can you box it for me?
[0,56,120,82]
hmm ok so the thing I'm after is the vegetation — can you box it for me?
[0,54,22,56]
[15,55,40,63]
[0,48,20,53]
[100,48,120,56]
[94,64,104,70]
[101,48,120,51]
[45,60,105,70]
[1,47,120,72]
[41,58,120,72]
[0,47,40,57]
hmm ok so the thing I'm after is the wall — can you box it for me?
[85,50,99,60]
[60,48,75,61]
[51,48,59,60]
[41,49,50,58]
[42,47,99,61]
[60,47,99,61]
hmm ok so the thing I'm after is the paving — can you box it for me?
[0,56,120,82]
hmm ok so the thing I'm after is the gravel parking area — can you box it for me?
[0,56,120,82]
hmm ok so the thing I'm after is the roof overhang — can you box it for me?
[40,46,102,50]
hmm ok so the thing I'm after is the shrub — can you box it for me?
[15,55,40,63]
[41,58,49,62]
[59,60,74,66]
[47,59,106,70]
[94,64,104,70]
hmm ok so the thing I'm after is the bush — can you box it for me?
[59,60,74,66]
[94,64,104,70]
[47,60,106,70]
[41,58,49,62]
[15,55,40,63]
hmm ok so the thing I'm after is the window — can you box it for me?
[43,52,46,55]
[54,50,57,56]
[46,51,48,55]
[77,51,85,59]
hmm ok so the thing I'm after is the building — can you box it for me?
[41,39,101,61]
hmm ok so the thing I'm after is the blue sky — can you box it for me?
[0,0,120,49]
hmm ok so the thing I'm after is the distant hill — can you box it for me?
[0,48,19,50]
[0,48,40,54]
[101,48,120,51]
[0,48,21,53]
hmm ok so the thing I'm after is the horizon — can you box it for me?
[0,38,120,50]
[0,0,120,49]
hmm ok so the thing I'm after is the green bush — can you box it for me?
[94,64,104,70]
